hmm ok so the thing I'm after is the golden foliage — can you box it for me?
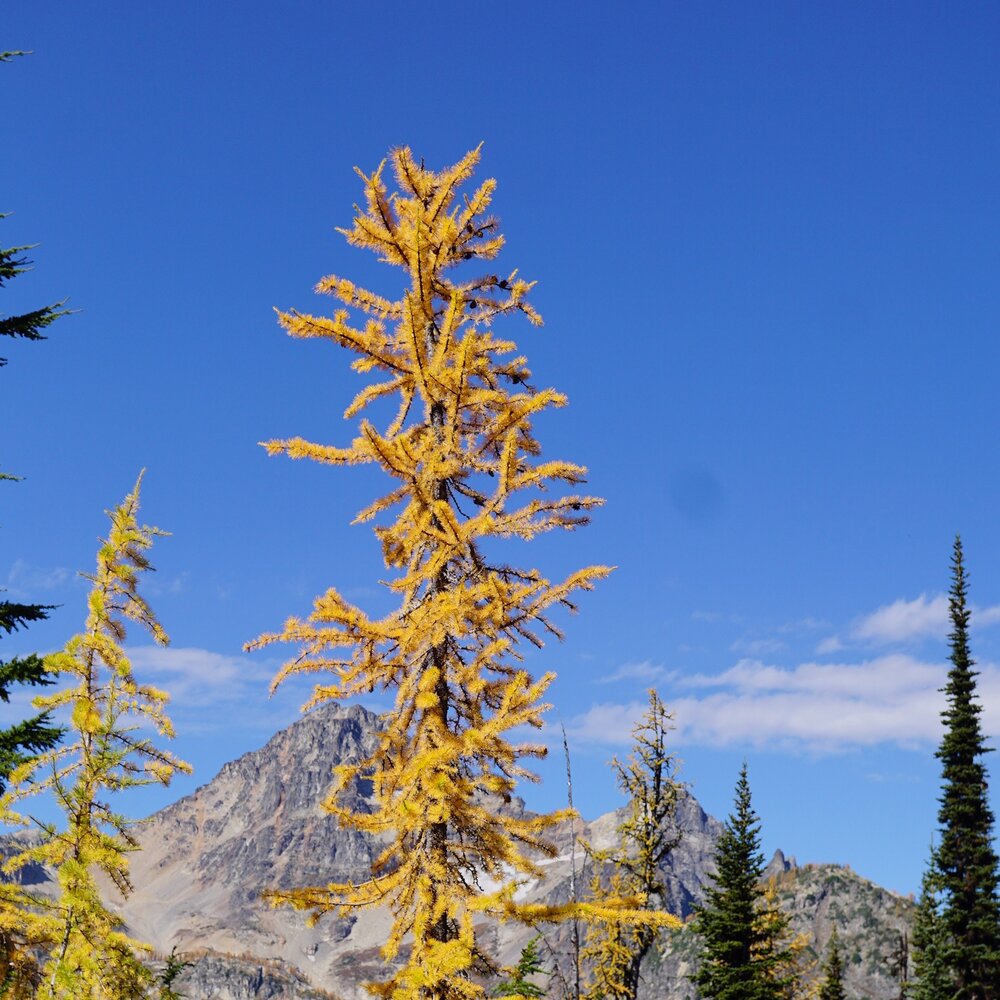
[0,474,191,998]
[249,146,611,998]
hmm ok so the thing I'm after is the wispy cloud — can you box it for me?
[978,604,1000,626]
[729,637,787,656]
[816,636,844,654]
[4,559,74,598]
[692,610,724,624]
[777,617,830,634]
[691,610,744,625]
[566,655,1000,753]
[597,661,672,684]
[128,646,276,713]
[145,571,189,598]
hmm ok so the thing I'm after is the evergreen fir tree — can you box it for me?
[911,854,950,1000]
[494,936,547,999]
[933,537,1000,998]
[817,930,846,1000]
[156,948,191,1000]
[582,689,683,1000]
[692,764,796,1000]
[249,147,661,1000]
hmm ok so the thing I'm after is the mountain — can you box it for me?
[4,702,917,998]
[112,702,729,997]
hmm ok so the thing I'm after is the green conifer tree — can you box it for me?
[494,936,547,999]
[911,853,950,1000]
[817,930,846,1000]
[933,537,1000,998]
[156,948,191,1000]
[692,764,796,1000]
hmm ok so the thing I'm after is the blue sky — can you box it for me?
[3,2,1000,897]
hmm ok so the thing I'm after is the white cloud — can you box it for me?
[567,654,1000,753]
[597,661,671,684]
[853,593,949,644]
[851,593,1000,645]
[565,700,649,746]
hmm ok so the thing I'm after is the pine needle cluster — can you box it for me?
[249,146,621,998]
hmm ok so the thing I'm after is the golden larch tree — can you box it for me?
[0,474,191,999]
[249,146,635,999]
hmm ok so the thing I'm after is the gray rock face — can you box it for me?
[115,703,389,988]
[157,952,342,999]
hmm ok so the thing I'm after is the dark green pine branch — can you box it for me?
[0,230,70,366]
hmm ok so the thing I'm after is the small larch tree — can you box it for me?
[249,146,636,999]
[582,689,683,1000]
[931,537,1000,999]
[0,474,191,999]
